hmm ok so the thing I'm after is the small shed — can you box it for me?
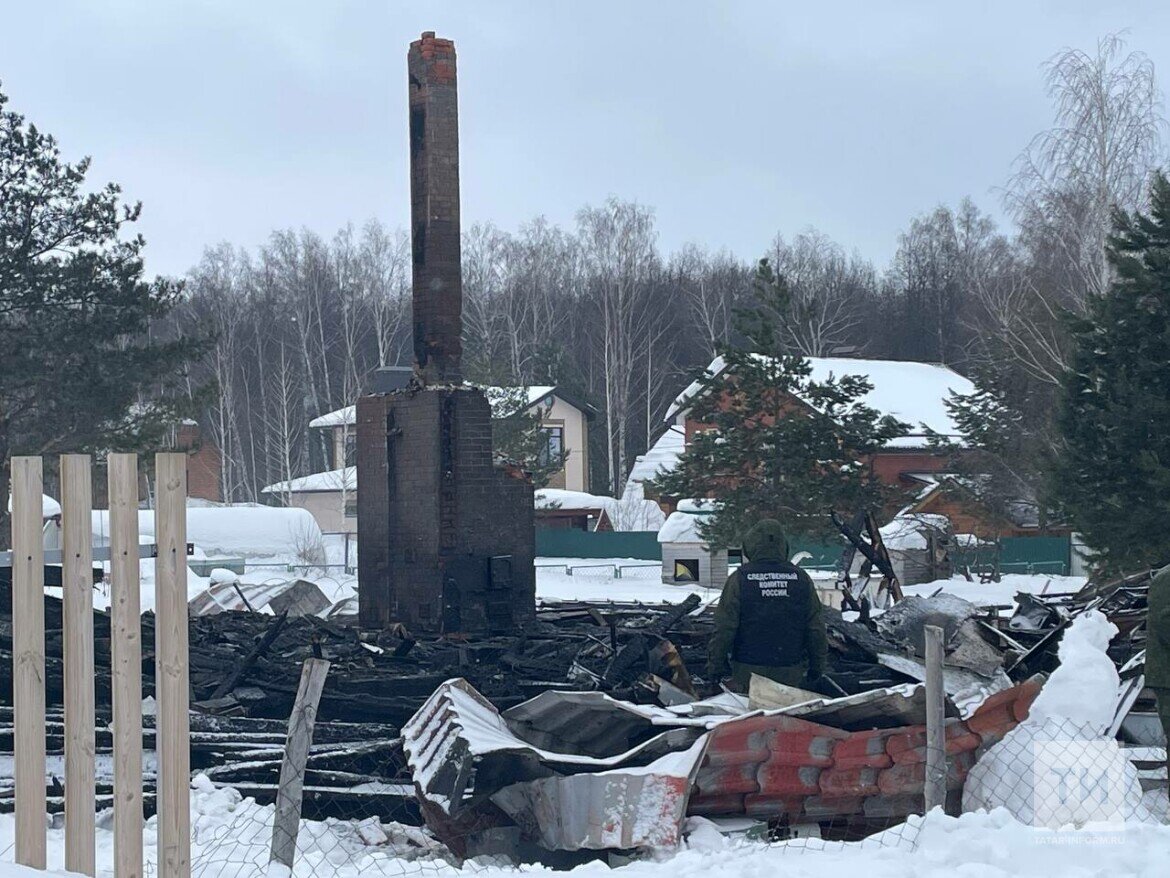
[657,501,727,588]
[878,513,954,586]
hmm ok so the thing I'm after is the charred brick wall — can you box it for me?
[408,31,462,385]
[356,388,535,633]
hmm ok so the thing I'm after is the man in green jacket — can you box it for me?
[1148,565,1170,797]
[707,518,828,692]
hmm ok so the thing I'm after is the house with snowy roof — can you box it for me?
[657,355,975,504]
[263,384,596,534]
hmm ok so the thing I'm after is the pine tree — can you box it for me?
[649,261,909,548]
[489,387,566,489]
[0,84,208,546]
[1049,171,1170,573]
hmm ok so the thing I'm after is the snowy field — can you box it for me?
[1,791,1168,878]
[901,573,1087,606]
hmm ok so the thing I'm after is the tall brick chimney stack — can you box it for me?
[408,31,462,385]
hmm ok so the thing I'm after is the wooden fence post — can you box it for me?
[270,659,331,873]
[924,624,947,812]
[62,454,97,876]
[109,453,143,878]
[12,456,46,869]
[155,454,190,878]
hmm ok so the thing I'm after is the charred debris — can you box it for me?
[0,567,1161,853]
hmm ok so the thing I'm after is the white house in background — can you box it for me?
[658,500,727,589]
[262,468,356,534]
[265,385,596,535]
[307,385,594,493]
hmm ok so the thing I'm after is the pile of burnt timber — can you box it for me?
[0,581,721,827]
[0,580,712,725]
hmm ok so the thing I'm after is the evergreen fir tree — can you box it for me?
[0,84,208,546]
[649,261,908,548]
[1049,171,1170,572]
[489,387,566,489]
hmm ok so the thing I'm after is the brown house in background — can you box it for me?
[659,355,1055,539]
[172,420,222,503]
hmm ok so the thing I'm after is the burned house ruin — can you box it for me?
[356,32,536,634]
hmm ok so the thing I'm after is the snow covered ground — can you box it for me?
[535,558,718,605]
[901,573,1086,608]
[2,791,1168,878]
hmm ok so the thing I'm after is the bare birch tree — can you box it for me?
[577,199,661,495]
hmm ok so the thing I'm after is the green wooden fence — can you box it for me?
[535,529,1074,575]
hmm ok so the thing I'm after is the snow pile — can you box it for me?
[5,787,1170,878]
[879,513,949,551]
[658,500,717,544]
[1026,609,1120,732]
[535,489,664,532]
[900,573,1086,609]
[6,493,61,519]
[963,610,1147,827]
[90,506,324,559]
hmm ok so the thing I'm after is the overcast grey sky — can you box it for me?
[3,1,1169,278]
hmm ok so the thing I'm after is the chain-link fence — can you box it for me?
[1,713,1165,876]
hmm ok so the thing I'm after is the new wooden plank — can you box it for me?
[109,453,143,878]
[155,454,190,878]
[12,456,47,869]
[61,454,96,875]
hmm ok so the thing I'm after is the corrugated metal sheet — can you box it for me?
[492,738,707,851]
[876,654,1011,719]
[502,690,713,757]
[402,679,702,819]
[777,683,942,730]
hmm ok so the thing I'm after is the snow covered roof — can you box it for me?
[536,488,613,511]
[622,425,686,500]
[262,467,356,495]
[308,386,560,429]
[7,493,62,519]
[309,406,355,429]
[90,506,323,559]
[657,500,716,544]
[536,488,665,532]
[665,355,976,448]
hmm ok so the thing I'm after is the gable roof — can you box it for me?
[665,355,976,448]
[622,424,685,500]
[309,385,586,429]
[262,467,356,494]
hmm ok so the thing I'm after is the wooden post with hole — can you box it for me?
[109,453,143,878]
[924,623,947,812]
[155,454,190,878]
[62,454,97,876]
[12,456,47,869]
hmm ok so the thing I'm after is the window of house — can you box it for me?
[344,497,358,519]
[673,558,700,582]
[343,433,356,467]
[540,426,564,466]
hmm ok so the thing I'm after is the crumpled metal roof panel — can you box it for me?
[491,737,708,852]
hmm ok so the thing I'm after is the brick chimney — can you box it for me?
[355,33,536,634]
[408,31,462,385]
